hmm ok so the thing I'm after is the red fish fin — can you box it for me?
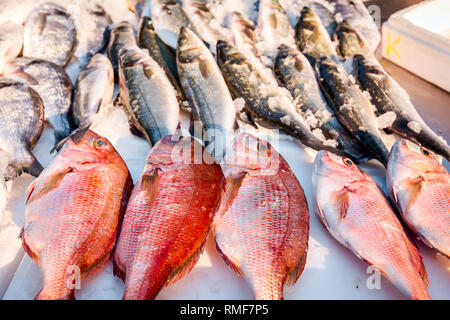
[81,248,114,279]
[25,179,38,204]
[141,168,160,206]
[314,200,330,230]
[218,171,247,217]
[27,168,75,204]
[113,258,126,282]
[21,234,39,265]
[165,234,210,286]
[214,240,243,277]
[285,248,308,286]
[403,233,430,287]
[333,187,349,221]
[403,176,424,211]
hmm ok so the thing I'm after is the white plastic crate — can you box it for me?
[382,0,450,92]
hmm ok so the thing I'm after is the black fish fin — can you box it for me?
[24,157,43,178]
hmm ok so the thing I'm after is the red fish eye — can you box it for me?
[93,138,107,149]
[343,158,353,166]
[420,147,430,156]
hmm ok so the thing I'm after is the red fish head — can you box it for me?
[313,150,366,186]
[389,139,444,175]
[147,134,208,166]
[61,129,122,166]
[225,132,280,174]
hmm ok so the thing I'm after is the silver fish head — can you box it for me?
[176,27,204,62]
[274,44,304,73]
[216,39,244,65]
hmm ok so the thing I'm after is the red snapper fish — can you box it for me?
[312,150,430,300]
[113,135,224,299]
[21,129,133,300]
[387,139,450,258]
[213,132,310,300]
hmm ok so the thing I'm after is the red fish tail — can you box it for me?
[252,279,284,300]
[35,288,75,300]
[122,263,171,300]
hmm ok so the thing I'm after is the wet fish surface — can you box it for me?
[317,57,389,165]
[217,40,345,155]
[312,150,430,300]
[21,129,133,300]
[23,3,77,67]
[177,27,236,161]
[114,135,224,299]
[3,57,72,144]
[150,0,199,50]
[214,133,309,300]
[274,44,371,163]
[0,21,23,74]
[181,0,229,55]
[138,16,184,104]
[75,3,112,66]
[354,55,450,161]
[329,0,380,52]
[295,6,339,63]
[387,139,450,258]
[72,54,114,129]
[335,20,374,61]
[107,21,137,78]
[257,0,296,61]
[119,46,180,145]
[0,79,44,179]
[310,1,337,39]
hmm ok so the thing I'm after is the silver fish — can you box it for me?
[274,44,371,163]
[317,57,390,165]
[335,20,376,63]
[3,57,72,144]
[217,40,345,156]
[138,16,185,106]
[227,11,258,55]
[295,6,339,63]
[310,1,337,39]
[177,27,236,161]
[150,0,199,50]
[72,54,114,129]
[23,3,77,67]
[107,21,137,78]
[354,54,450,161]
[119,46,180,145]
[329,0,380,52]
[181,0,229,55]
[0,21,23,74]
[74,3,112,66]
[257,0,296,61]
[0,79,44,179]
